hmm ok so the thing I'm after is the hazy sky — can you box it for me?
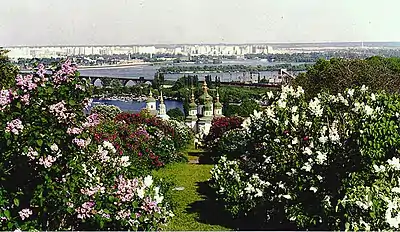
[1,0,399,46]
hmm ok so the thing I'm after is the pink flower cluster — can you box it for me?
[72,138,87,148]
[67,127,83,135]
[49,101,75,123]
[52,59,77,85]
[36,64,47,79]
[83,98,93,110]
[5,119,24,135]
[141,197,160,213]
[116,209,131,220]
[115,175,139,202]
[81,185,105,197]
[61,59,77,76]
[15,74,38,92]
[98,210,111,219]
[20,94,30,105]
[0,90,12,110]
[83,114,100,128]
[18,208,33,220]
[75,201,95,220]
[38,155,57,168]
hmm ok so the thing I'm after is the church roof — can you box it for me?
[214,101,223,108]
[146,90,156,103]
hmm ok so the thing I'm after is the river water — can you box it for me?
[91,99,184,113]
[79,60,309,82]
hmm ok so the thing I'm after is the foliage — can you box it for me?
[158,64,310,74]
[166,119,194,150]
[0,50,19,89]
[224,99,261,117]
[210,85,400,230]
[167,108,185,121]
[215,128,249,161]
[90,104,122,121]
[293,57,400,99]
[203,117,244,160]
[152,73,165,90]
[0,60,173,230]
[91,113,192,175]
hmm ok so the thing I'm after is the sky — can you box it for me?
[1,0,399,46]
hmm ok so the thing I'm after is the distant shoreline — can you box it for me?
[78,62,152,70]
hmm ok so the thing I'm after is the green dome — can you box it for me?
[146,96,156,103]
[146,90,156,103]
[199,93,213,104]
[205,102,212,111]
[189,101,197,109]
[214,101,223,108]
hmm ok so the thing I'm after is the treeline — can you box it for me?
[245,49,400,63]
[293,56,400,98]
[158,63,312,74]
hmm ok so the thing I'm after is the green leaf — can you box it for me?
[4,210,10,218]
[37,139,43,147]
[13,198,19,207]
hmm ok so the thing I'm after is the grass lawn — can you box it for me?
[152,160,233,231]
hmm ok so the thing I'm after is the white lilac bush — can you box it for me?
[90,104,122,121]
[210,85,400,230]
[0,60,173,231]
[167,119,194,150]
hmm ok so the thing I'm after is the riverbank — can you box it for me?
[78,62,153,70]
[93,95,179,102]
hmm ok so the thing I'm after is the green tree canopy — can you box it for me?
[0,50,19,89]
[167,107,185,121]
[293,56,400,99]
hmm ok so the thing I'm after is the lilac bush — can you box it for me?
[0,60,173,230]
[210,85,400,230]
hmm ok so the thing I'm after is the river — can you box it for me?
[79,60,309,82]
[91,99,184,113]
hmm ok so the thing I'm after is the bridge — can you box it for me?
[20,68,295,88]
[80,76,153,86]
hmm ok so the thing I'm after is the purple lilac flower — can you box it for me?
[0,90,12,110]
[5,119,24,135]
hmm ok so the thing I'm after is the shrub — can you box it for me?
[215,128,249,160]
[166,108,185,121]
[210,85,400,230]
[166,119,194,150]
[91,104,122,121]
[91,113,192,174]
[293,57,400,99]
[0,60,173,230]
[203,117,244,160]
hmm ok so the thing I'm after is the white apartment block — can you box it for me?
[5,44,275,59]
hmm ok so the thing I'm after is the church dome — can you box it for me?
[198,81,213,104]
[146,90,156,103]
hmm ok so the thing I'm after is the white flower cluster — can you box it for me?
[210,86,400,230]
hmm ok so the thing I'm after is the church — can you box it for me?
[144,80,223,136]
[185,81,223,136]
[145,89,170,120]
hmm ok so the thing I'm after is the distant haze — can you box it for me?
[1,0,400,46]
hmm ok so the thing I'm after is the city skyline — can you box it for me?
[1,0,400,46]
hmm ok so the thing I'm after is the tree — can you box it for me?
[152,72,164,90]
[223,99,260,117]
[293,56,400,99]
[167,107,185,121]
[0,50,19,89]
